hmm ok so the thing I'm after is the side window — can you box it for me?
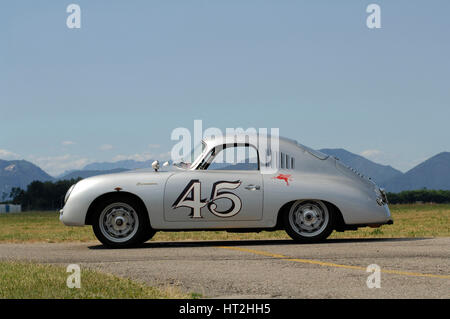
[204,145,259,171]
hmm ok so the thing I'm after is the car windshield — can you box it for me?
[175,141,206,169]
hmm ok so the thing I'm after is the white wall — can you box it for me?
[0,204,22,213]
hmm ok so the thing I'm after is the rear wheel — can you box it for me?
[283,200,334,243]
[92,197,155,248]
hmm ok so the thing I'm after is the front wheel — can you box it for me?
[283,200,334,243]
[92,197,155,248]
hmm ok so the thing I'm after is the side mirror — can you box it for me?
[152,160,160,172]
[163,161,170,167]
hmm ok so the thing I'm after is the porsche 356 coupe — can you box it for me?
[60,134,392,247]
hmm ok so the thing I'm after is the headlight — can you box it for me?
[374,187,388,206]
[379,188,388,204]
[64,184,76,204]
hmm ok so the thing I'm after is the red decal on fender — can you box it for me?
[273,174,292,186]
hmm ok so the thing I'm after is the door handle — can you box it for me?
[245,184,260,191]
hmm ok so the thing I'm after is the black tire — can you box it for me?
[283,200,334,243]
[92,195,155,248]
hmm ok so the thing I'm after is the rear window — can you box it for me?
[297,143,329,160]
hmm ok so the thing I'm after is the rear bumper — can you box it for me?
[339,217,393,231]
[367,218,393,228]
[337,202,393,231]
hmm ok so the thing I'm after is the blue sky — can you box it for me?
[1,1,449,175]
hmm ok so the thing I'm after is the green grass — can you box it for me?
[331,203,450,239]
[0,204,448,243]
[0,211,96,243]
[0,261,194,299]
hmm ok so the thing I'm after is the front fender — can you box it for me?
[60,171,173,226]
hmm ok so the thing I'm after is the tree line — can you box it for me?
[5,179,81,211]
[2,180,450,211]
[386,189,450,204]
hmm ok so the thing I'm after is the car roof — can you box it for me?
[203,133,295,146]
[202,133,329,160]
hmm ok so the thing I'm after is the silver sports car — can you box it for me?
[60,134,392,248]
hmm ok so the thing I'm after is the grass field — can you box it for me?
[0,204,448,243]
[0,261,193,299]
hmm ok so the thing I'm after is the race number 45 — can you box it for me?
[172,180,242,218]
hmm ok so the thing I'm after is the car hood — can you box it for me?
[73,167,183,190]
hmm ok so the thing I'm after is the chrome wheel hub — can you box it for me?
[99,203,139,243]
[289,200,329,237]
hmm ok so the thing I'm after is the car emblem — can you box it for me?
[273,174,292,186]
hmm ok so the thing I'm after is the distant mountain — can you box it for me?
[319,148,403,186]
[385,152,450,192]
[58,168,130,180]
[0,159,54,199]
[2,149,449,198]
[54,169,78,179]
[83,160,153,171]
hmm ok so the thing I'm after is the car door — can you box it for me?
[163,144,263,224]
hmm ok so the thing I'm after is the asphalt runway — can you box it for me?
[0,237,449,298]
